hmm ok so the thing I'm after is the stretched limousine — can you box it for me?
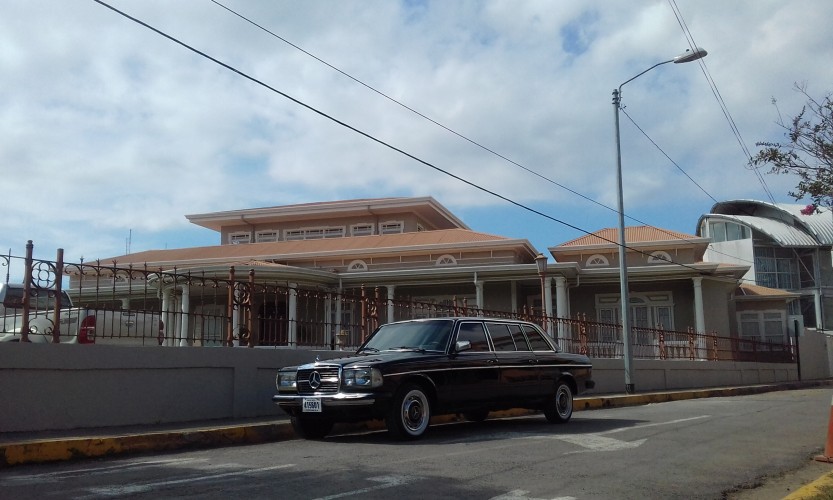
[274,317,595,439]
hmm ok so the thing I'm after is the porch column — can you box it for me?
[387,285,396,323]
[179,286,190,347]
[692,277,705,333]
[288,283,298,347]
[475,280,484,316]
[814,289,823,329]
[555,276,568,341]
[161,288,175,347]
[544,276,554,336]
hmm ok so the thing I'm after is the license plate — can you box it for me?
[302,398,322,413]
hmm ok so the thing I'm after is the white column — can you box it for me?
[555,276,568,342]
[232,289,241,347]
[692,277,705,333]
[161,288,173,347]
[385,285,395,323]
[288,283,298,347]
[179,286,190,347]
[815,289,823,329]
[475,280,484,316]
[544,276,554,336]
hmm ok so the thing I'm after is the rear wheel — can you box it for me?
[544,381,574,424]
[290,416,334,439]
[463,409,489,422]
[387,383,431,439]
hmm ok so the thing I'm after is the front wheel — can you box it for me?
[290,416,334,439]
[544,381,574,424]
[387,384,431,439]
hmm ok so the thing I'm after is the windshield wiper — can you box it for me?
[394,346,426,353]
[359,346,380,353]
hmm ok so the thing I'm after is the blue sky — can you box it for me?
[2,0,832,263]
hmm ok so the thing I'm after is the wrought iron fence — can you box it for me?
[0,241,797,363]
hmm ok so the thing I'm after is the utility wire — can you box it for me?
[207,0,739,267]
[667,0,777,204]
[92,0,721,276]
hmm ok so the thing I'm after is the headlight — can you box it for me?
[342,368,383,388]
[276,369,297,391]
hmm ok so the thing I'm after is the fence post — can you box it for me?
[51,248,64,343]
[360,285,368,343]
[247,269,256,347]
[687,327,695,360]
[226,266,235,347]
[658,327,667,360]
[711,332,719,361]
[20,241,33,343]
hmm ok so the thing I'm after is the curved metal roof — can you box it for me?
[704,199,833,246]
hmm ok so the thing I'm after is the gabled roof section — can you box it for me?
[734,283,799,301]
[186,196,470,232]
[551,226,708,251]
[103,229,535,267]
[702,199,833,246]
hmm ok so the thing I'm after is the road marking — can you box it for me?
[311,475,415,500]
[2,458,206,484]
[596,415,711,435]
[490,489,576,500]
[558,434,647,452]
[81,464,295,498]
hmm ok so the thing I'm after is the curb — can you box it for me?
[2,380,831,467]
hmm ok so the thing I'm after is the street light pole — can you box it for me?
[612,47,707,394]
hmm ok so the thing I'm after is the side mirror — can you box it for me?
[455,340,471,353]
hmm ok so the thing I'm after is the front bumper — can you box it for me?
[272,392,377,407]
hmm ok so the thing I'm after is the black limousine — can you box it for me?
[273,317,594,439]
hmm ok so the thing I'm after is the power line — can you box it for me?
[207,0,742,267]
[667,0,777,205]
[92,0,720,277]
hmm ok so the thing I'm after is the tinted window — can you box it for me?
[485,322,515,351]
[457,322,491,352]
[508,323,531,351]
[363,319,453,352]
[522,325,553,351]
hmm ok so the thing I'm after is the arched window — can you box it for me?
[436,254,457,266]
[586,254,609,267]
[648,251,672,264]
[347,260,368,271]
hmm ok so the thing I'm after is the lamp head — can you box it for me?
[535,253,548,274]
[673,47,708,64]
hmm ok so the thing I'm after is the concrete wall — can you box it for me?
[0,339,823,433]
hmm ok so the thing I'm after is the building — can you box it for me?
[76,196,794,354]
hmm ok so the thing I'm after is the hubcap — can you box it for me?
[403,394,425,431]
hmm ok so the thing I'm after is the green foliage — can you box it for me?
[749,84,833,210]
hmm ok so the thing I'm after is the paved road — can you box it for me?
[2,387,831,499]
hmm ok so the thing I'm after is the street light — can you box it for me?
[535,253,548,333]
[613,47,707,394]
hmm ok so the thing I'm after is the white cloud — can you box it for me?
[1,0,832,262]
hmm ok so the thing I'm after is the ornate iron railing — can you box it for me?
[0,241,797,363]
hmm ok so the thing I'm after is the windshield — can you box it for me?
[360,320,453,353]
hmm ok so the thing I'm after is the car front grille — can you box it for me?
[296,365,341,395]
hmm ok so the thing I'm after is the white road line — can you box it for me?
[596,415,710,435]
[490,490,576,500]
[80,464,295,498]
[311,475,415,500]
[3,458,206,484]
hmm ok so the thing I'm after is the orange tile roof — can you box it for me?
[555,226,702,248]
[102,229,527,266]
[735,283,799,299]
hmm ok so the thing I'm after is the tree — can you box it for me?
[749,84,833,213]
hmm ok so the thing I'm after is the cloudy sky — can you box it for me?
[2,0,832,263]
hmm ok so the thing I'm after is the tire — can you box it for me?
[462,409,489,422]
[544,381,574,424]
[386,383,431,439]
[290,416,334,439]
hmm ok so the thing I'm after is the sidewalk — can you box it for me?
[2,380,832,472]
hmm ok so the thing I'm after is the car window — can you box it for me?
[457,322,491,352]
[507,323,531,351]
[485,322,515,351]
[522,325,553,351]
